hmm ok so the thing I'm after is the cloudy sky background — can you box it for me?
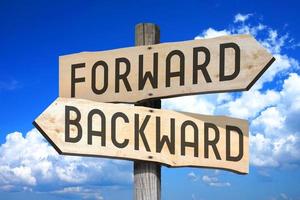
[1,1,300,200]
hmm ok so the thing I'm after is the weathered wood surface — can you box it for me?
[134,23,161,200]
[59,34,274,103]
[134,162,161,200]
[33,97,249,174]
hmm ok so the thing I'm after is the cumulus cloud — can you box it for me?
[163,95,216,115]
[164,13,300,168]
[0,129,132,196]
[252,107,285,133]
[234,13,252,23]
[250,73,300,167]
[220,90,280,119]
[195,28,230,39]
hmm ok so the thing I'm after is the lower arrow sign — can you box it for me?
[33,97,249,174]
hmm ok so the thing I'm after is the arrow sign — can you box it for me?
[33,97,249,174]
[59,34,274,103]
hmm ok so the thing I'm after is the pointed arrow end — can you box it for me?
[32,121,63,155]
[246,57,276,91]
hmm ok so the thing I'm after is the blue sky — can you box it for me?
[1,0,300,200]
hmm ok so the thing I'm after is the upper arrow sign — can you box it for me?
[59,34,274,103]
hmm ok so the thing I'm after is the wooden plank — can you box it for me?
[134,23,161,200]
[59,34,275,103]
[33,97,249,174]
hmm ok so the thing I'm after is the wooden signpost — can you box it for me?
[134,24,161,200]
[33,97,249,173]
[59,33,275,103]
[33,23,275,200]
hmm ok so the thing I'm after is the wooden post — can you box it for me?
[134,23,161,200]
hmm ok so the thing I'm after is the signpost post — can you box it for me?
[134,23,161,200]
[33,22,275,200]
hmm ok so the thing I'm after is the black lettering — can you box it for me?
[226,125,243,161]
[181,120,198,157]
[193,47,212,83]
[220,43,240,81]
[71,63,85,97]
[204,122,221,160]
[166,50,185,87]
[138,53,158,90]
[111,112,129,148]
[65,106,82,143]
[156,117,175,154]
[91,61,108,95]
[87,109,106,146]
[134,114,151,152]
[115,57,132,92]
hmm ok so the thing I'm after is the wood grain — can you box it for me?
[33,97,249,174]
[134,23,161,200]
[59,34,274,103]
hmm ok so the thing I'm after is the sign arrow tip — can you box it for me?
[32,121,63,155]
[246,56,276,91]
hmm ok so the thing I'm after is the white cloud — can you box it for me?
[252,107,285,134]
[235,23,266,36]
[195,28,230,39]
[202,175,230,187]
[280,73,300,112]
[262,30,289,54]
[250,133,279,167]
[216,93,232,104]
[253,53,298,90]
[195,15,263,40]
[270,192,293,200]
[187,171,199,181]
[280,193,289,200]
[187,171,230,187]
[165,13,300,169]
[52,186,104,200]
[249,73,300,167]
[220,90,280,119]
[0,129,132,195]
[163,95,216,115]
[234,13,252,23]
